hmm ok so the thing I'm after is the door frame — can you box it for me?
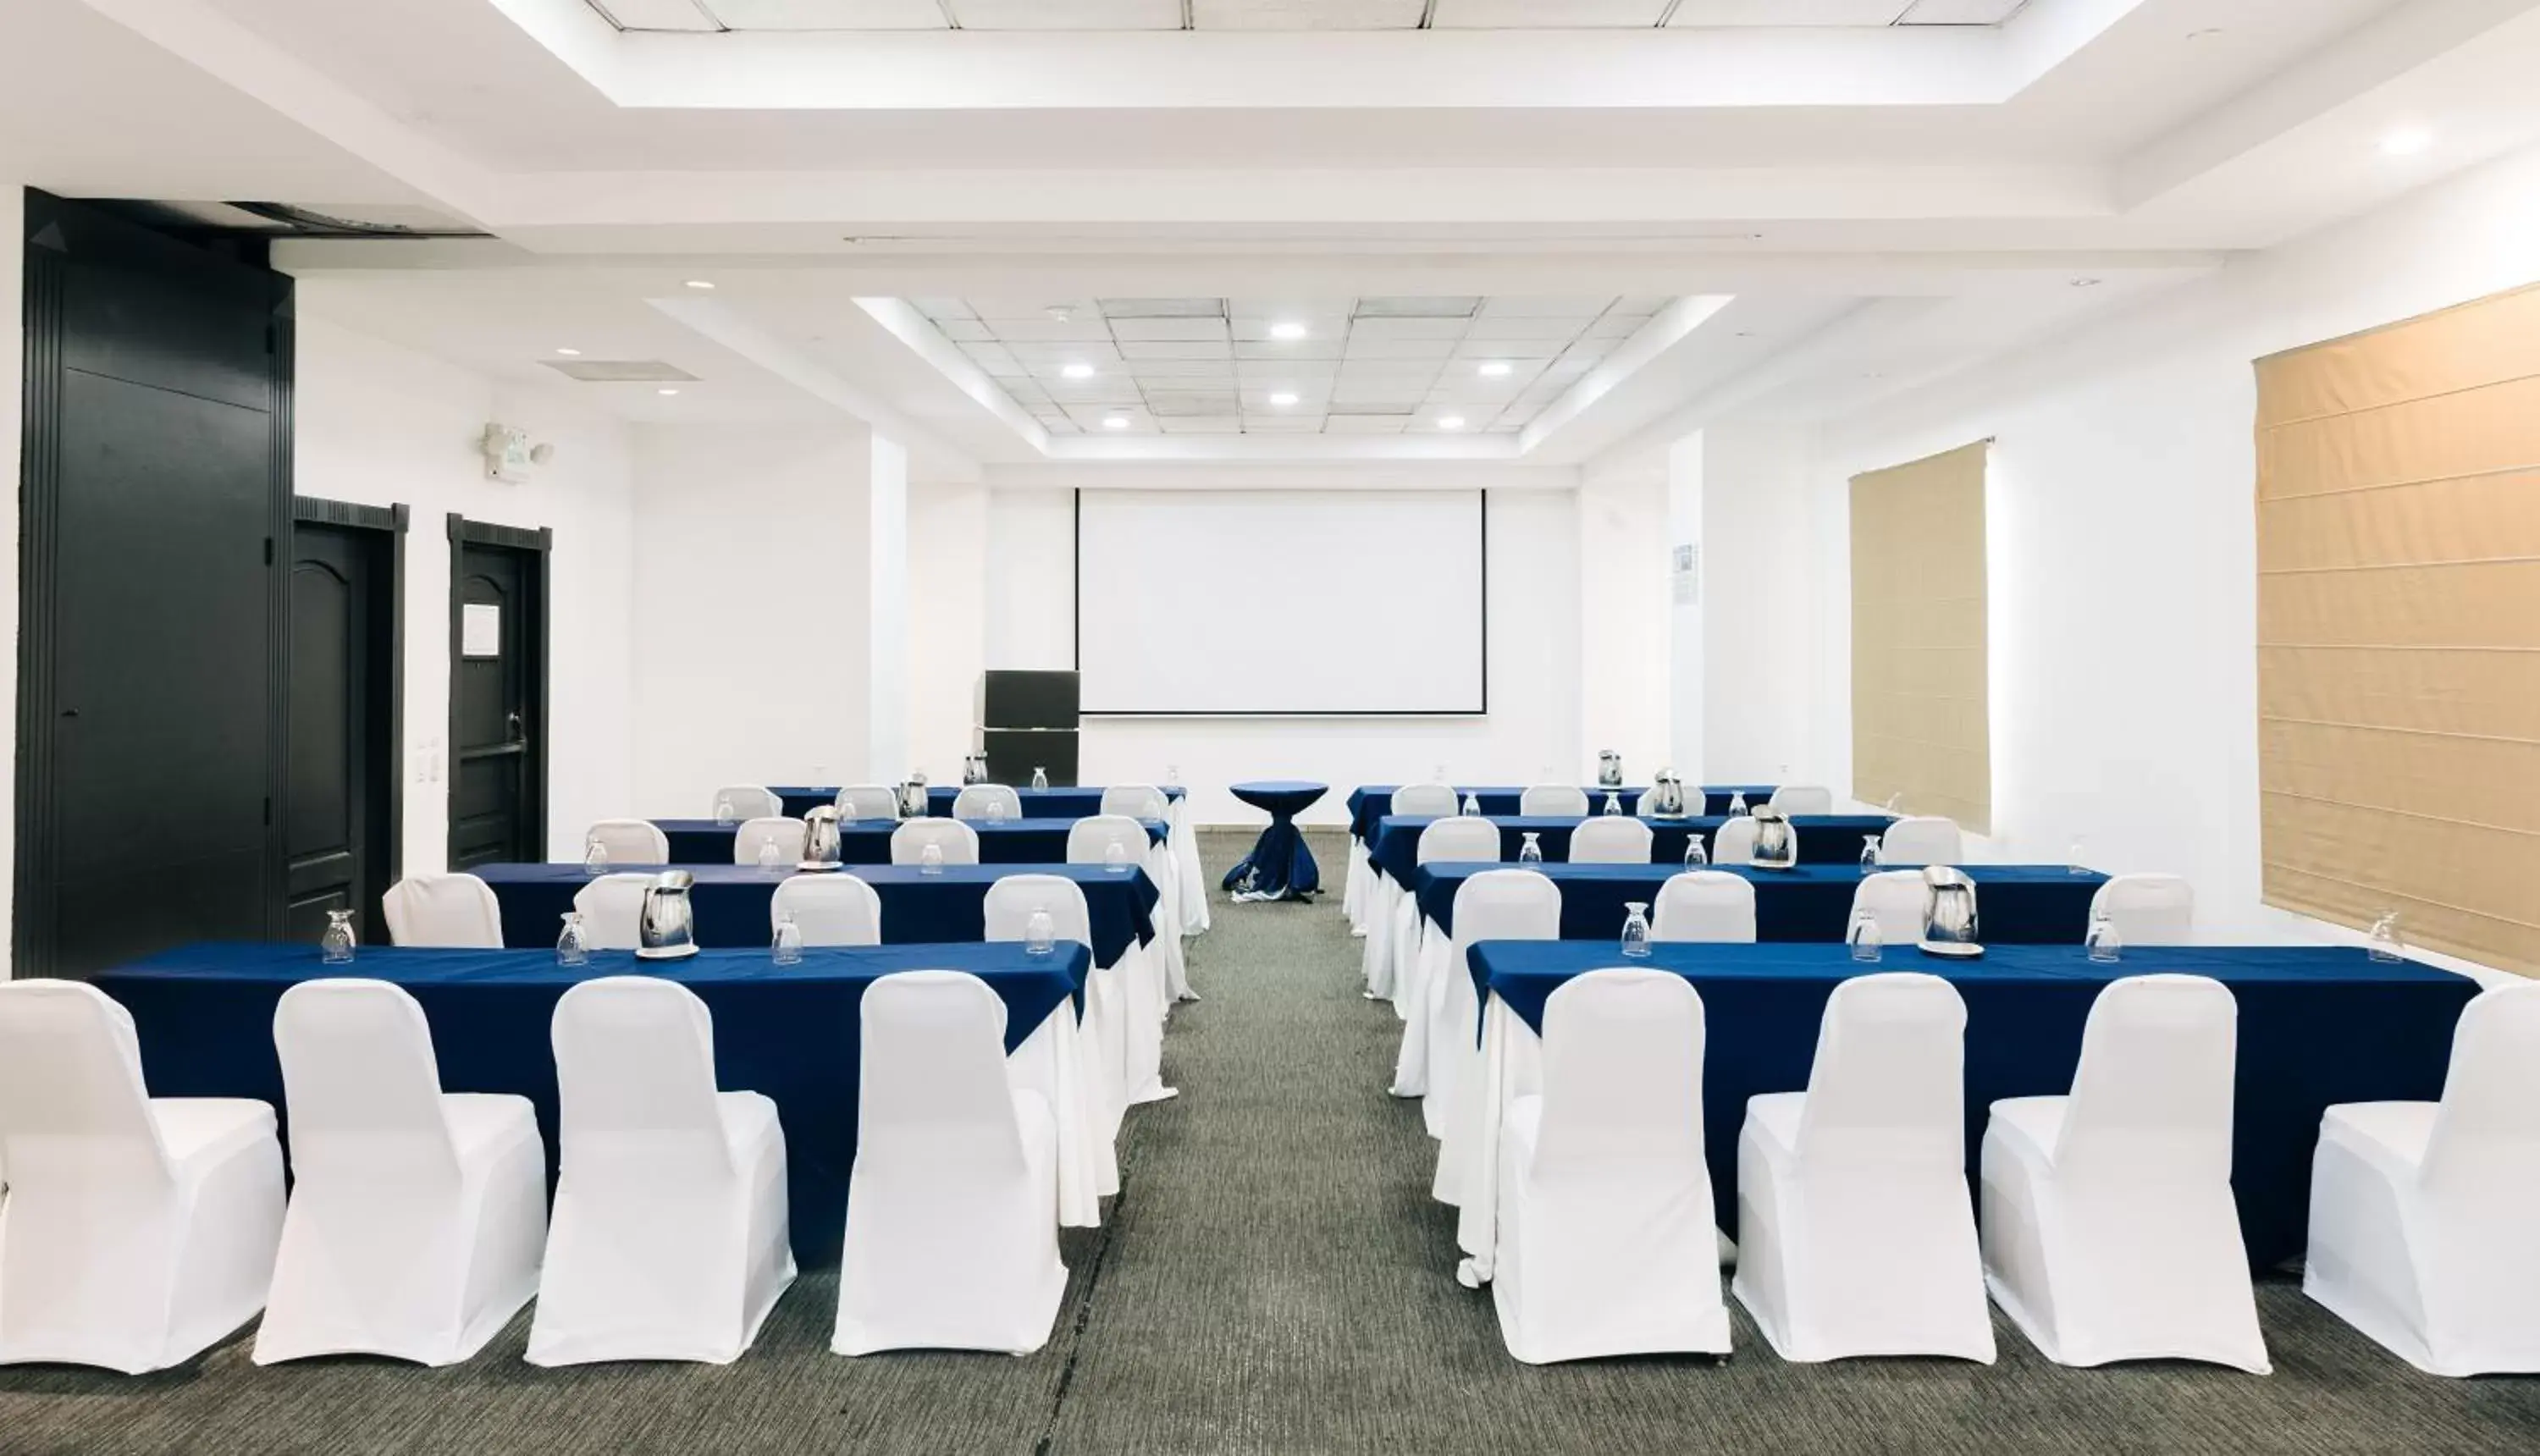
[290,496,407,902]
[445,515,553,864]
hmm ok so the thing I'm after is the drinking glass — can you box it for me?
[1620,902,1652,958]
[321,909,356,965]
[1847,908,1883,963]
[2368,910,2405,963]
[1517,832,1543,867]
[1031,766,1050,791]
[1105,840,1130,874]
[1683,836,1709,869]
[1460,793,1482,816]
[1602,791,1623,817]
[556,912,589,968]
[714,797,737,828]
[583,838,609,875]
[1025,907,1056,956]
[1860,835,1883,875]
[2084,910,2123,964]
[758,836,781,871]
[772,911,804,967]
[986,797,1008,823]
[1727,791,1749,817]
[920,842,945,875]
[2068,837,2090,875]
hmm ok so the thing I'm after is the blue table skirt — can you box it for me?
[474,863,1157,968]
[93,941,1089,1267]
[1415,863,2106,944]
[1369,813,1896,884]
[768,786,1185,820]
[654,817,1166,867]
[1347,786,1777,841]
[1468,940,2478,1269]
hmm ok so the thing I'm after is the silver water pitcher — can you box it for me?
[897,774,930,819]
[1750,806,1798,870]
[1644,769,1691,819]
[1596,749,1624,789]
[637,870,699,960]
[961,752,990,786]
[1919,865,1982,957]
[799,806,844,871]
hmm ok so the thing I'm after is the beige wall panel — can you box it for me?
[1851,441,1990,835]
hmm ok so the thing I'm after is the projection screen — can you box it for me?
[1074,488,1487,715]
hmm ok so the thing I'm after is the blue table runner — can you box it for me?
[1346,786,1778,841]
[1414,862,2105,943]
[653,816,1166,867]
[768,786,1185,821]
[1368,813,1896,884]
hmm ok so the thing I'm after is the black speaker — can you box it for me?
[979,670,1080,731]
[981,729,1078,787]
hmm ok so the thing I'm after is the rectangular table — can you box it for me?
[474,863,1158,968]
[1345,785,1778,843]
[93,942,1104,1266]
[1414,863,2107,944]
[652,816,1167,867]
[1367,813,1897,885]
[1457,940,2479,1271]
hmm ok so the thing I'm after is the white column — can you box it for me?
[1576,459,1672,783]
[1666,432,1706,779]
[866,433,911,782]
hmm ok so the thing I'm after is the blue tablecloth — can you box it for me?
[768,786,1186,820]
[1223,780,1327,901]
[653,817,1166,867]
[1415,863,2106,944]
[93,941,1089,1266]
[1467,940,2479,1268]
[1368,813,1896,884]
[1346,786,1777,841]
[474,863,1157,968]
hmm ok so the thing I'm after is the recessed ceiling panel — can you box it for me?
[591,0,720,30]
[1667,0,1913,25]
[698,0,942,28]
[1432,1,1670,26]
[952,0,1183,28]
[1191,0,1427,29]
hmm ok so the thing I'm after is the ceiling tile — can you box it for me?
[1126,359,1238,379]
[986,319,1118,343]
[1120,339,1235,361]
[1354,296,1483,318]
[1323,414,1412,434]
[1237,359,1339,381]
[914,297,976,320]
[1097,297,1227,317]
[1159,417,1246,434]
[1235,339,1345,361]
[592,0,721,30]
[1897,0,2027,22]
[1430,0,1667,24]
[1109,318,1232,342]
[1192,0,1426,29]
[952,0,1184,28]
[1667,0,1913,25]
[1240,415,1325,433]
[1475,296,1615,317]
[1461,317,1600,340]
[960,343,1023,375]
[1003,341,1124,364]
[966,297,1103,321]
[1344,317,1474,341]
[698,0,944,28]
[1342,337,1457,361]
[936,320,994,342]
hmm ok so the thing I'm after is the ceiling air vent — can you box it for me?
[539,361,700,383]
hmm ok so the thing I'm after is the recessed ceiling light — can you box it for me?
[555,346,582,356]
[1438,415,1466,431]
[2380,126,2433,157]
[1477,361,1511,378]
[1062,362,1095,379]
[1269,391,1300,407]
[1269,322,1307,341]
[2070,277,2103,288]
[683,279,715,290]
[1103,416,1130,430]
[657,387,681,396]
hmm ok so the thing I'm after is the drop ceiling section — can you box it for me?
[913,296,1669,436]
[591,0,2030,31]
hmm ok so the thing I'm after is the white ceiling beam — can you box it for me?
[1518,293,1732,455]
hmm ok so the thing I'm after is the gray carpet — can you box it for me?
[4,825,2537,1454]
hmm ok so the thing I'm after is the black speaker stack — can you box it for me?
[976,670,1080,786]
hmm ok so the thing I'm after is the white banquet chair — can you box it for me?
[1652,871,1757,944]
[1850,870,1930,948]
[1567,816,1654,864]
[1066,813,1150,869]
[710,785,782,821]
[1733,973,1994,1364]
[835,972,1067,1355]
[527,978,794,1366]
[1391,783,1462,817]
[1768,785,1835,816]
[0,980,286,1374]
[572,873,654,950]
[1490,968,1731,1364]
[585,818,669,867]
[1430,871,1562,1203]
[2089,874,2195,946]
[1881,815,1963,866]
[1711,816,1760,867]
[833,785,903,820]
[732,816,808,867]
[2304,983,2540,1376]
[1980,973,2268,1373]
[1519,784,1591,818]
[1100,785,1170,820]
[772,874,883,947]
[1383,815,1508,1072]
[952,784,1024,822]
[1349,781,1460,940]
[981,876,1125,1207]
[891,818,980,866]
[256,980,545,1366]
[383,873,505,948]
[1068,813,1190,1006]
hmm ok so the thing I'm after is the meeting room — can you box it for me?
[3,3,2539,1453]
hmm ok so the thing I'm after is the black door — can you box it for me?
[286,518,396,942]
[449,532,545,868]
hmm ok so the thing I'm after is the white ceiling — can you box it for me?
[588,0,2029,31]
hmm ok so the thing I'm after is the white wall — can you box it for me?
[1576,457,1671,784]
[1700,422,1824,786]
[628,423,873,816]
[293,315,637,869]
[982,471,1585,825]
[908,476,988,786]
[1738,141,2540,963]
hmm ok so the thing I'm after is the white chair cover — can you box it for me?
[833,785,902,820]
[710,785,782,821]
[834,972,1068,1355]
[952,784,1024,822]
[1732,973,1994,1363]
[1379,817,1513,1071]
[1490,968,1730,1363]
[1980,973,2268,1372]
[572,873,655,951]
[1100,785,1169,820]
[0,980,285,1373]
[584,819,669,866]
[982,876,1128,1202]
[1712,816,1760,867]
[382,873,504,948]
[1428,871,1560,1193]
[890,819,980,866]
[771,874,883,947]
[527,977,795,1365]
[1519,785,1591,818]
[1849,869,1929,947]
[2305,983,2540,1375]
[1651,871,1757,944]
[1391,783,1461,818]
[1881,815,1963,866]
[1768,785,1835,816]
[1418,816,1502,864]
[256,980,545,1366]
[732,816,808,866]
[2089,874,2195,946]
[1064,812,1195,1013]
[1065,813,1149,868]
[1566,817,1653,864]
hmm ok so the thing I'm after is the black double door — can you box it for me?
[449,535,545,869]
[284,518,396,942]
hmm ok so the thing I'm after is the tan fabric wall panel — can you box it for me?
[1850,440,1990,835]
[2255,279,2540,975]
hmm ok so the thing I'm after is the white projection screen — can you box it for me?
[1075,488,1487,715]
